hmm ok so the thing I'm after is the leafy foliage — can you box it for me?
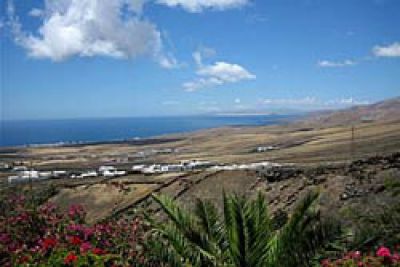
[147,190,341,267]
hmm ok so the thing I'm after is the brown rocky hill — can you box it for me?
[303,96,400,127]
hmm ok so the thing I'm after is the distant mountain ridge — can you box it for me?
[303,96,400,126]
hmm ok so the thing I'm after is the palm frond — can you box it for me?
[246,193,274,267]
[151,194,218,266]
[149,190,341,267]
[223,193,274,267]
[194,199,227,260]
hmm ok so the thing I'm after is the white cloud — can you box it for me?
[317,59,356,68]
[184,61,255,91]
[234,98,241,104]
[262,96,369,108]
[338,97,354,105]
[335,97,370,105]
[373,42,400,57]
[193,51,202,66]
[28,8,44,17]
[197,61,255,81]
[192,46,216,66]
[7,0,177,67]
[183,78,220,92]
[157,0,249,13]
[158,54,180,69]
[263,96,318,106]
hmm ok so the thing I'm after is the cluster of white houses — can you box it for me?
[7,160,281,183]
[132,160,281,174]
[7,167,68,183]
[255,146,279,153]
[209,161,281,171]
[7,161,211,183]
[7,165,127,183]
[132,160,214,174]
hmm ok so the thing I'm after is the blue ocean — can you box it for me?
[0,115,295,147]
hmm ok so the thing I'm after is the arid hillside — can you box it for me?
[302,97,400,127]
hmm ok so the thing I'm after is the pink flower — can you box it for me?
[67,224,84,232]
[0,233,10,244]
[80,242,92,254]
[39,203,57,215]
[68,205,85,219]
[352,251,361,259]
[321,259,331,267]
[392,253,400,262]
[67,224,93,240]
[82,227,94,240]
[376,246,391,257]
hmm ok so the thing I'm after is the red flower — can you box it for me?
[69,236,82,246]
[18,255,30,264]
[376,246,391,257]
[41,238,57,250]
[64,252,78,265]
[92,247,106,255]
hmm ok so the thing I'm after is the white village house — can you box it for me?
[98,166,126,177]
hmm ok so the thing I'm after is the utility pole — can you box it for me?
[351,125,355,161]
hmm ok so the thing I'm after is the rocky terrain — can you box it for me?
[256,153,400,217]
[108,153,400,229]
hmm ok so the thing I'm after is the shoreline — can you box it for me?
[0,115,299,150]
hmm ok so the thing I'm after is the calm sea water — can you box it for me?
[0,115,295,147]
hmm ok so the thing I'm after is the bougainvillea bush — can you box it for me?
[0,194,146,266]
[320,246,400,267]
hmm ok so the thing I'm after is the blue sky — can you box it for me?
[1,0,399,120]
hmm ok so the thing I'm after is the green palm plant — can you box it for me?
[146,191,340,267]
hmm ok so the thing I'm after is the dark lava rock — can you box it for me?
[257,167,302,183]
[374,185,385,194]
[313,176,327,185]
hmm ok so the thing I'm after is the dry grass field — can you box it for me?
[3,118,399,170]
[1,100,399,223]
[49,183,158,223]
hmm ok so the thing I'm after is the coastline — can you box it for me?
[0,114,299,150]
